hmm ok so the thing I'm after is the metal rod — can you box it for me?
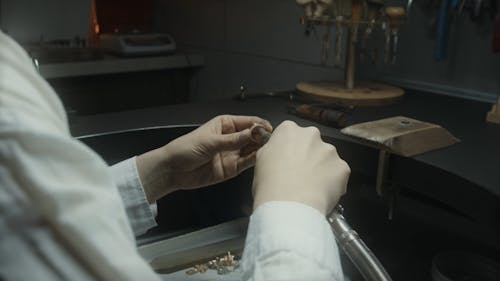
[375,150,390,196]
[328,205,393,281]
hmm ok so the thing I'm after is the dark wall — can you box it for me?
[0,0,89,43]
[360,2,500,102]
[155,0,344,100]
[155,0,499,102]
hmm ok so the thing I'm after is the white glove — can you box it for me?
[252,120,350,215]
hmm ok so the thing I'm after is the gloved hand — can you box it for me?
[136,115,272,203]
[252,120,350,215]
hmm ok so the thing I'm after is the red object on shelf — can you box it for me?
[94,0,153,34]
[88,0,153,48]
[494,11,500,53]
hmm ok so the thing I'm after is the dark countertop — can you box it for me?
[71,90,500,198]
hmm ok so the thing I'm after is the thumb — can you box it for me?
[213,129,252,151]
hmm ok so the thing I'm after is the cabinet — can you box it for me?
[39,53,204,115]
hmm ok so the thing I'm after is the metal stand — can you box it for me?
[296,2,408,107]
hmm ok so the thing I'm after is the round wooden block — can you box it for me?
[296,80,405,106]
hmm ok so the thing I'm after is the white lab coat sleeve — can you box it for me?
[0,31,161,281]
[110,157,158,236]
[241,201,345,281]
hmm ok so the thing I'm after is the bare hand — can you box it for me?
[136,115,272,203]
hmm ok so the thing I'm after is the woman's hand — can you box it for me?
[136,115,272,203]
[252,120,350,215]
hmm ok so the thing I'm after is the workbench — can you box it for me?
[73,89,500,279]
[72,90,500,198]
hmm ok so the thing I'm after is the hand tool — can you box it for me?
[345,0,362,88]
[351,0,362,42]
[383,19,391,64]
[406,0,414,19]
[360,1,369,64]
[360,1,385,64]
[384,7,406,64]
[334,0,345,66]
[322,24,331,65]
[366,0,387,64]
[287,103,349,128]
[435,0,460,61]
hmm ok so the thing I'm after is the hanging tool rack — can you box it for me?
[296,0,410,106]
[300,0,409,89]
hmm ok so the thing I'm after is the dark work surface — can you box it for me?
[72,90,500,198]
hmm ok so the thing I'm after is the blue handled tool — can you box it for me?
[435,0,461,61]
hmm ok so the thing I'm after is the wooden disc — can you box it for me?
[296,80,404,107]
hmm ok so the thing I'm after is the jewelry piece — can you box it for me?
[185,251,241,276]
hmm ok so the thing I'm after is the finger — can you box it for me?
[240,142,262,157]
[269,120,299,138]
[213,128,252,151]
[220,115,273,133]
[237,152,257,173]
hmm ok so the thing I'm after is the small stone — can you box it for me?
[185,268,197,275]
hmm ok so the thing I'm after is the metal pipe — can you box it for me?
[328,205,393,281]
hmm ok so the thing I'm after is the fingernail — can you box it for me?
[250,125,271,145]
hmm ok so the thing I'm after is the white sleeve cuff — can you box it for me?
[110,157,158,236]
[242,201,344,280]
